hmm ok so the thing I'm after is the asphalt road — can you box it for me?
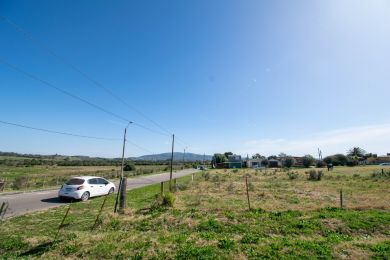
[0,168,198,219]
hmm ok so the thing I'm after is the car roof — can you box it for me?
[70,176,106,180]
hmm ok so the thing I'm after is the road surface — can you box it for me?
[0,168,198,219]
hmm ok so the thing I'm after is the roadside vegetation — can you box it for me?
[1,165,389,258]
[0,155,193,192]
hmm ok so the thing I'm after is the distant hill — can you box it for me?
[0,151,212,163]
[136,152,212,162]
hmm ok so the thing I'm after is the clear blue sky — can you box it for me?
[1,0,390,158]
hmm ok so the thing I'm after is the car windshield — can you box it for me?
[65,178,85,185]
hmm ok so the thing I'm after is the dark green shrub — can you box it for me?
[283,157,295,168]
[316,161,326,168]
[302,155,315,168]
[123,163,136,171]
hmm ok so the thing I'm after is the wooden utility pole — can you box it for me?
[120,127,127,180]
[245,175,251,210]
[115,122,132,213]
[169,134,175,191]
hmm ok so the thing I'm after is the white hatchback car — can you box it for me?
[58,176,115,201]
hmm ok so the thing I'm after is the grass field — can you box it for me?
[0,164,187,192]
[0,166,389,259]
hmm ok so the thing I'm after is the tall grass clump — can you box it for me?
[306,170,323,181]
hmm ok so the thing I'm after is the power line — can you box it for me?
[1,16,191,145]
[125,140,154,154]
[1,15,174,136]
[0,58,130,123]
[0,120,121,141]
[0,57,171,137]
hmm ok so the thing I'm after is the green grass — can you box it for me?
[1,167,389,259]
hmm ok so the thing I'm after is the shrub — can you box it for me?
[346,159,358,167]
[162,193,175,207]
[123,163,136,171]
[307,170,323,181]
[283,157,296,168]
[316,161,326,168]
[302,155,315,168]
[202,172,210,181]
[287,171,299,180]
[12,176,28,190]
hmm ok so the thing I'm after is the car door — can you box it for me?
[97,178,110,195]
[87,178,99,197]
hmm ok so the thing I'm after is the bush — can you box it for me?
[12,176,28,190]
[306,170,323,181]
[325,154,348,166]
[287,171,299,180]
[346,159,358,167]
[162,193,175,207]
[283,157,296,168]
[316,161,326,168]
[123,163,136,171]
[302,155,315,168]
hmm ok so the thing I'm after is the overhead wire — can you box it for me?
[0,119,120,141]
[1,15,192,147]
[1,16,175,137]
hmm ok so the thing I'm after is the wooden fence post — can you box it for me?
[160,181,164,196]
[174,178,177,192]
[245,175,251,211]
[340,189,343,209]
[0,202,9,219]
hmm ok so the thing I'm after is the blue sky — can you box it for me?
[1,0,390,158]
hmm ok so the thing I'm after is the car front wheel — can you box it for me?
[108,187,114,194]
[81,191,90,201]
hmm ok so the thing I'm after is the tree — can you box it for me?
[283,157,295,168]
[268,155,277,160]
[261,158,269,167]
[334,154,348,166]
[347,147,366,157]
[213,153,227,164]
[278,153,287,159]
[252,153,265,159]
[302,155,315,168]
[323,156,333,165]
[224,152,233,158]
